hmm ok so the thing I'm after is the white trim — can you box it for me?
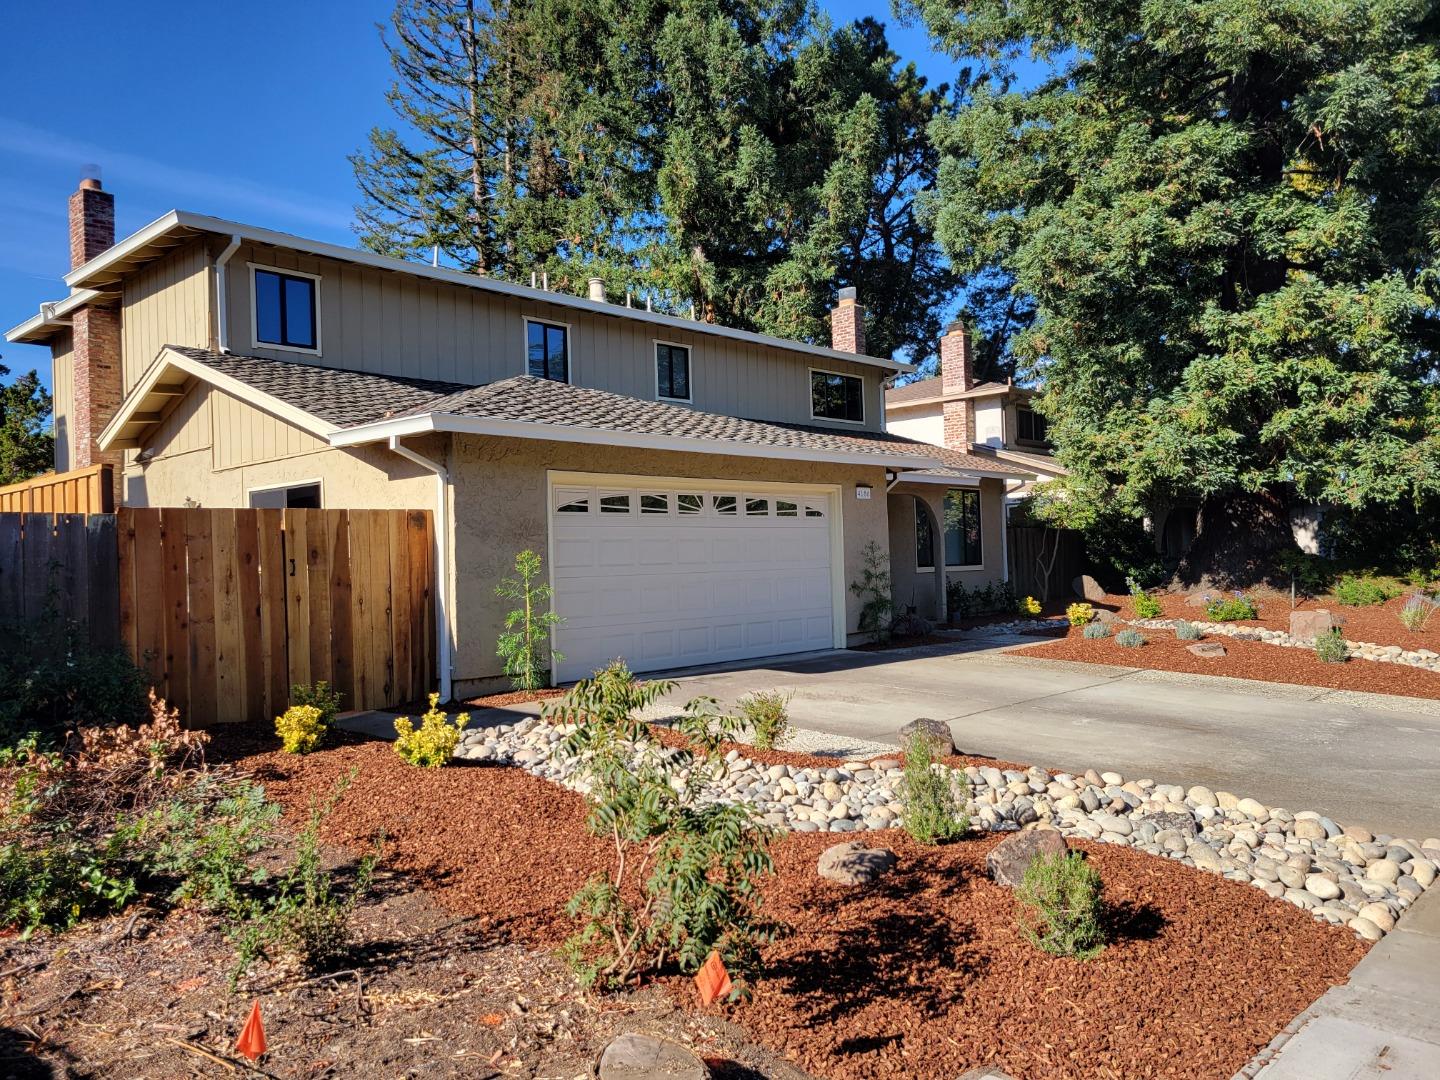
[653,338,693,404]
[4,289,103,344]
[330,410,945,470]
[214,235,241,353]
[249,262,323,356]
[522,315,572,383]
[244,477,325,507]
[61,210,915,373]
[892,467,1034,483]
[547,470,848,653]
[808,367,867,425]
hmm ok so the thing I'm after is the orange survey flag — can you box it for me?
[235,1000,267,1061]
[694,950,733,1007]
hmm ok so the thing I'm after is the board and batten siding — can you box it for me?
[50,328,75,472]
[120,237,212,394]
[222,241,885,431]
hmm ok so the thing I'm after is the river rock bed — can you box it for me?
[1130,617,1440,671]
[457,718,1439,943]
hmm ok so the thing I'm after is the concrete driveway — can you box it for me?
[652,636,1440,841]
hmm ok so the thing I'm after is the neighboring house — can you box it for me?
[6,176,1031,695]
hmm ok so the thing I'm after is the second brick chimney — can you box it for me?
[939,320,973,450]
[830,286,866,354]
[66,171,124,487]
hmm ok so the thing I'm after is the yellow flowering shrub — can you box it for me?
[1018,595,1042,616]
[1066,602,1095,626]
[276,704,327,754]
[393,694,471,768]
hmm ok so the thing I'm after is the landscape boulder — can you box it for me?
[817,841,897,886]
[1184,593,1211,608]
[898,717,955,757]
[596,1033,709,1080]
[1072,575,1106,602]
[1289,609,1340,641]
[1137,811,1199,838]
[985,829,1070,888]
[1187,642,1228,658]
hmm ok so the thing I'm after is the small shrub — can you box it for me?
[850,541,894,643]
[290,681,343,726]
[1015,850,1106,958]
[1126,577,1162,619]
[899,729,969,845]
[1082,620,1112,639]
[393,694,471,767]
[1314,628,1348,664]
[947,579,1017,620]
[737,690,793,750]
[1399,594,1437,633]
[276,704,327,754]
[1205,594,1259,621]
[1174,620,1203,641]
[1115,628,1146,648]
[496,549,565,691]
[1066,602,1095,626]
[1332,575,1399,608]
[1018,595,1042,616]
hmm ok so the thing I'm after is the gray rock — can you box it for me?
[1073,574,1106,602]
[986,829,1071,887]
[597,1033,709,1080]
[1139,811,1198,838]
[897,717,956,757]
[1187,641,1228,658]
[817,841,897,885]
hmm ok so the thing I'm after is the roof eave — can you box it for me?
[4,290,104,344]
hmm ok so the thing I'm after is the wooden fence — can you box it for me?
[1007,525,1085,603]
[0,465,114,515]
[0,508,434,725]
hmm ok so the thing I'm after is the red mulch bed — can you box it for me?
[1024,625,1440,700]
[465,687,567,709]
[222,734,1367,1080]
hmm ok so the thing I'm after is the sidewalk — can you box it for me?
[1245,887,1440,1078]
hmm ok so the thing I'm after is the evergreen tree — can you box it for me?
[909,0,1440,582]
[0,365,53,485]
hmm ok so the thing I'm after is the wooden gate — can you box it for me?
[0,465,114,515]
[1007,525,1085,603]
[0,508,434,725]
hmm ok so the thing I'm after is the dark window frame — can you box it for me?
[655,342,692,402]
[253,267,319,352]
[1015,406,1050,446]
[810,369,865,423]
[915,500,935,570]
[525,319,570,382]
[943,488,983,568]
[248,481,322,509]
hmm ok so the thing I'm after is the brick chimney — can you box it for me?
[830,286,865,354]
[939,320,973,449]
[66,170,124,487]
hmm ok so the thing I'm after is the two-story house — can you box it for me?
[6,176,1031,695]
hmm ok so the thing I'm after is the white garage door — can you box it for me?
[548,476,839,683]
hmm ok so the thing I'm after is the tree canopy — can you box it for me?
[354,0,960,362]
[907,0,1440,580]
[0,365,53,486]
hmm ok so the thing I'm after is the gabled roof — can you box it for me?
[103,348,994,473]
[29,209,914,373]
[885,376,1021,408]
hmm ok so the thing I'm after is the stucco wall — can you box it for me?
[975,398,1005,446]
[447,436,891,693]
[885,406,944,447]
[887,491,946,621]
[888,477,1009,623]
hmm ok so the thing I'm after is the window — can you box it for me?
[1016,407,1050,446]
[599,492,631,514]
[253,268,318,351]
[712,495,737,515]
[776,500,798,518]
[641,493,670,514]
[656,342,691,401]
[677,493,704,515]
[944,488,983,567]
[745,497,770,517]
[249,482,321,509]
[526,320,569,382]
[915,500,935,570]
[556,491,590,514]
[810,370,864,422]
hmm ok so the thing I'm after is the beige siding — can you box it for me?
[50,328,75,472]
[210,388,325,468]
[121,238,211,393]
[223,241,885,430]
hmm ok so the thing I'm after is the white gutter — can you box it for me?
[387,435,454,705]
[4,289,103,344]
[214,235,241,353]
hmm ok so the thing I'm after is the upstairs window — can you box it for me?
[944,488,983,567]
[811,369,864,423]
[1016,406,1050,446]
[526,320,569,382]
[253,267,318,351]
[656,342,691,401]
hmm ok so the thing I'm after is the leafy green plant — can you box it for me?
[140,776,280,912]
[1018,595,1042,616]
[1332,575,1399,608]
[1174,620,1203,641]
[276,704,327,754]
[1066,602,1094,626]
[495,549,565,691]
[393,694,471,767]
[737,690,793,751]
[1082,620,1111,640]
[1015,850,1106,959]
[290,681,343,726]
[1115,628,1146,648]
[1205,594,1259,621]
[1126,576,1162,619]
[1399,594,1436,633]
[947,578,1017,620]
[1276,550,1336,598]
[550,662,777,992]
[899,729,969,845]
[1314,628,1348,664]
[850,541,895,643]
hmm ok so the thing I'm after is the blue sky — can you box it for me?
[0,0,974,387]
